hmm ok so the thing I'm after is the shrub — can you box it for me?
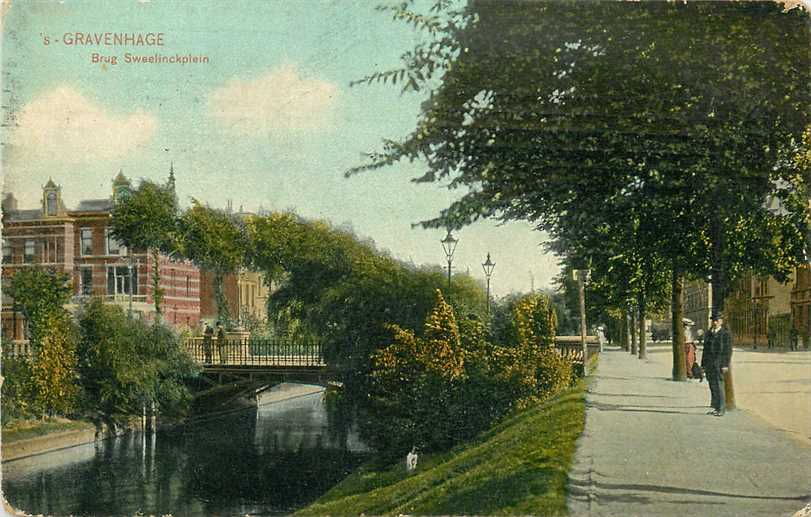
[28,311,80,417]
[367,290,573,458]
[76,299,199,422]
[491,292,558,349]
[1,355,35,424]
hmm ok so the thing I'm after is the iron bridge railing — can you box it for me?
[185,337,325,368]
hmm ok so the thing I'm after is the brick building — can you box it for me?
[1,173,201,342]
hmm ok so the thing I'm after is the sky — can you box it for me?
[1,0,562,297]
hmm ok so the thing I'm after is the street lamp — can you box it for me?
[441,230,458,291]
[482,253,495,316]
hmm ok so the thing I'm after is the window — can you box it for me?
[2,239,10,263]
[24,240,35,263]
[47,192,57,216]
[80,267,93,296]
[107,266,137,295]
[186,275,191,296]
[80,228,93,256]
[106,228,123,255]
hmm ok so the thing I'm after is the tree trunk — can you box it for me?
[638,293,647,360]
[214,271,231,326]
[710,215,727,318]
[630,304,638,356]
[151,248,163,320]
[724,368,736,410]
[621,309,629,351]
[578,272,588,373]
[671,271,687,381]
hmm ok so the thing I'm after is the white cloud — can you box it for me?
[8,86,157,164]
[207,64,339,135]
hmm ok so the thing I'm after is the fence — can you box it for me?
[185,337,324,368]
[553,336,601,365]
[1,340,33,360]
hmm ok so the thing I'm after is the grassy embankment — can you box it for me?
[296,380,587,516]
[2,417,95,444]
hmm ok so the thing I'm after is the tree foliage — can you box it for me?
[352,1,809,374]
[7,268,72,342]
[180,201,248,326]
[76,299,198,422]
[110,179,180,316]
[368,290,570,456]
[28,311,79,416]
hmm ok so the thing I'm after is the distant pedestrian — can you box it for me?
[203,323,214,364]
[700,315,732,417]
[216,321,226,364]
[790,327,799,351]
[596,326,606,352]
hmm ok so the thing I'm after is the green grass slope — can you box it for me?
[296,382,586,516]
[2,417,95,443]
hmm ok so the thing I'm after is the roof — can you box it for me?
[113,170,130,186]
[43,178,58,189]
[4,209,43,221]
[73,199,113,212]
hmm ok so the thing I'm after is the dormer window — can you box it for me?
[47,192,57,216]
[42,178,61,217]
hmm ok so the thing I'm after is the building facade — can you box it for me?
[791,263,811,347]
[684,271,799,348]
[684,279,713,336]
[1,173,201,342]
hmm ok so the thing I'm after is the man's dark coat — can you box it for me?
[701,327,732,370]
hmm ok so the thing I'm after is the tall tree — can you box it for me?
[352,0,810,373]
[110,179,180,317]
[179,201,247,326]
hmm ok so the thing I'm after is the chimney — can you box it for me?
[2,192,18,213]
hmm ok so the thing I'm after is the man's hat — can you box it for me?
[711,313,724,321]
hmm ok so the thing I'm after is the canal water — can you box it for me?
[2,384,369,516]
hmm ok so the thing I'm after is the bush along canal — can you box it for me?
[2,384,370,517]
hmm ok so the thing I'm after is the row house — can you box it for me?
[1,173,201,343]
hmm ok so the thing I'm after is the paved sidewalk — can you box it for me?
[568,347,811,517]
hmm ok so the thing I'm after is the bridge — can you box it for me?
[184,337,330,386]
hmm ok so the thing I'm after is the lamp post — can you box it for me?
[482,253,495,316]
[441,230,458,292]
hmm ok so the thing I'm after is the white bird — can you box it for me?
[406,446,418,473]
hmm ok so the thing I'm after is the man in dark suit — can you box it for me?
[701,314,732,416]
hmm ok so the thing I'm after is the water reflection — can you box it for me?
[3,384,368,517]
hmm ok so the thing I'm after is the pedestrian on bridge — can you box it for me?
[216,321,226,365]
[700,314,732,417]
[203,323,214,364]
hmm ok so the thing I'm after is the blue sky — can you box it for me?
[2,0,561,296]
